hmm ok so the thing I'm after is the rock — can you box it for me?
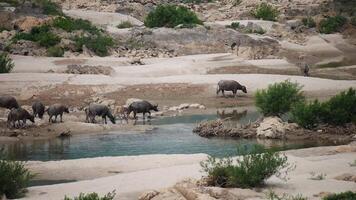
[189,103,201,109]
[286,19,303,30]
[9,40,47,56]
[138,190,160,200]
[125,98,143,106]
[13,16,50,32]
[245,21,265,33]
[130,57,145,65]
[178,103,190,110]
[334,173,356,182]
[65,65,114,75]
[151,111,164,117]
[256,117,297,139]
[168,106,180,111]
[198,105,206,109]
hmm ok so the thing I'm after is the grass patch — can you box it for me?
[323,191,356,200]
[74,34,114,57]
[252,3,279,21]
[200,144,293,188]
[116,21,134,29]
[64,191,116,200]
[319,15,347,34]
[47,46,64,57]
[226,22,240,30]
[53,16,101,35]
[255,80,305,116]
[13,25,60,47]
[0,52,14,73]
[33,0,63,15]
[266,190,308,200]
[302,17,316,28]
[144,4,202,28]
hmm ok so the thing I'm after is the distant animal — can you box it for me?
[127,100,158,119]
[32,100,45,119]
[303,63,310,77]
[47,103,69,123]
[86,104,116,124]
[7,107,35,128]
[216,80,247,97]
[0,95,20,110]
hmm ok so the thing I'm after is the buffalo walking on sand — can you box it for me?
[7,107,35,128]
[127,100,158,119]
[47,104,69,123]
[0,95,20,110]
[32,100,45,119]
[216,80,247,97]
[85,104,116,124]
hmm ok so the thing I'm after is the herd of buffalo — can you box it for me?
[0,80,247,129]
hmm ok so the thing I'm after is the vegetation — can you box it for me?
[226,22,240,30]
[47,46,64,57]
[0,151,34,198]
[323,191,356,200]
[0,52,14,73]
[64,191,116,200]
[291,88,356,128]
[200,145,291,188]
[319,15,347,34]
[13,25,60,47]
[302,17,316,28]
[351,17,356,26]
[255,80,304,116]
[144,4,202,28]
[266,190,308,200]
[33,0,63,15]
[74,34,114,57]
[253,3,279,21]
[116,21,134,29]
[349,160,356,167]
[53,17,101,35]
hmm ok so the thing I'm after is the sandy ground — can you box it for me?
[22,144,356,200]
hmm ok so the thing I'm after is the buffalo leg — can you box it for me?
[133,111,137,119]
[222,90,225,97]
[233,90,237,97]
[143,112,145,120]
[60,114,63,122]
[148,111,151,119]
[103,116,107,124]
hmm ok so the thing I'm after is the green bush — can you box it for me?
[144,4,202,28]
[53,17,100,34]
[351,17,356,26]
[47,46,64,57]
[255,80,305,116]
[13,25,60,47]
[74,34,114,57]
[201,145,290,188]
[34,0,63,15]
[253,3,279,21]
[319,15,347,34]
[226,22,240,30]
[323,191,356,200]
[302,17,316,28]
[116,21,134,29]
[64,191,116,200]
[0,52,14,73]
[0,151,34,198]
[291,100,323,129]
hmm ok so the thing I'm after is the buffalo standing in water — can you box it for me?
[32,100,45,119]
[0,95,19,109]
[7,107,35,128]
[47,103,69,123]
[85,104,116,124]
[127,100,158,119]
[216,80,247,97]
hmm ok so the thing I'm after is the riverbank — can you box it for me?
[22,143,356,200]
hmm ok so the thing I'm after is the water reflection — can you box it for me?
[216,109,248,121]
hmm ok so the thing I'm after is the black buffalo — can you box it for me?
[7,107,35,128]
[216,80,247,97]
[0,95,19,109]
[85,104,116,124]
[32,100,45,119]
[47,103,69,123]
[127,100,158,119]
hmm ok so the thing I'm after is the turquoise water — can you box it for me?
[0,109,339,161]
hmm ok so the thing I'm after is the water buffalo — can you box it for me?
[0,95,19,109]
[7,108,35,128]
[216,80,247,97]
[86,104,116,124]
[127,100,158,119]
[32,100,45,119]
[47,103,69,123]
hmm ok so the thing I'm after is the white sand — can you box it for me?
[22,145,356,200]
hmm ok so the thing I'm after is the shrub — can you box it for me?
[226,22,240,30]
[291,100,323,129]
[74,34,114,57]
[64,191,116,200]
[323,191,356,200]
[351,17,356,26]
[0,52,14,73]
[13,25,60,47]
[266,190,308,200]
[255,80,305,116]
[53,17,100,35]
[319,15,347,34]
[0,151,34,198]
[302,17,316,28]
[253,3,279,21]
[47,46,64,57]
[34,0,63,15]
[201,145,291,188]
[116,21,133,29]
[144,4,202,28]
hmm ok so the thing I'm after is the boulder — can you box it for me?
[189,103,201,109]
[256,117,297,139]
[178,103,190,110]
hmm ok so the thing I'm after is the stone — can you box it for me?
[168,106,180,111]
[189,103,201,109]
[178,103,190,110]
[334,173,356,182]
[256,117,296,139]
[198,105,206,109]
[65,65,114,75]
[138,190,160,200]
